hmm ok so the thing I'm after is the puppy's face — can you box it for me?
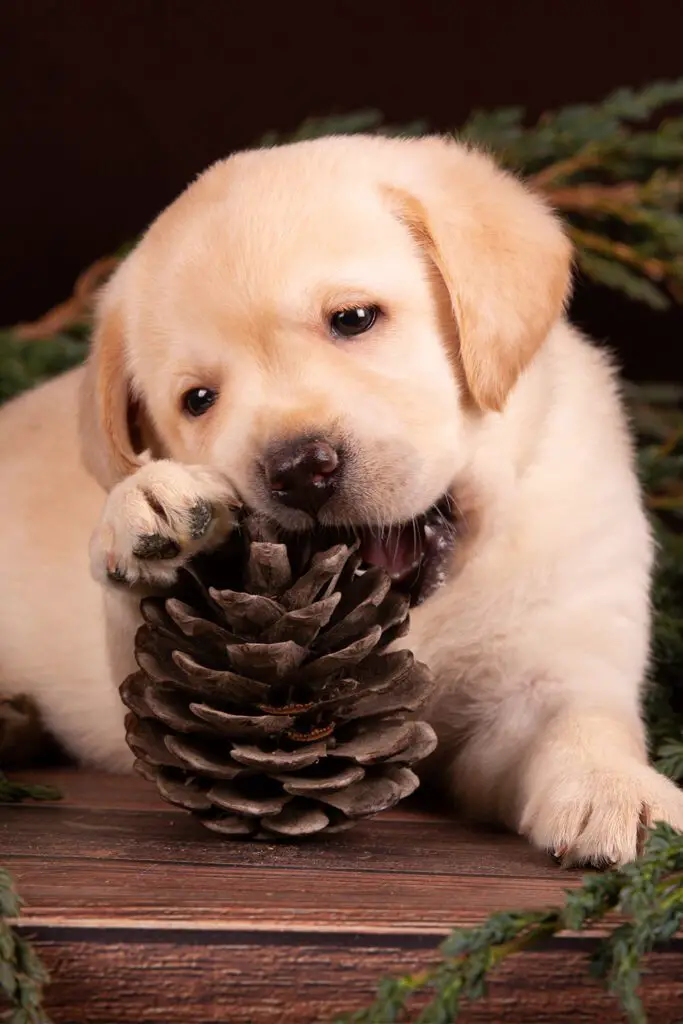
[131,165,465,527]
[82,136,571,596]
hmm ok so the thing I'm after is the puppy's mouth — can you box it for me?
[355,497,458,606]
[285,495,459,608]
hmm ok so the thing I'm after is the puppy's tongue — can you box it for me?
[359,525,423,581]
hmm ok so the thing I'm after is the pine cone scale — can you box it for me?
[206,590,283,632]
[145,686,213,734]
[327,566,393,626]
[187,705,296,738]
[382,721,440,764]
[227,641,307,681]
[204,814,258,836]
[165,734,248,779]
[260,803,331,836]
[164,599,240,646]
[334,662,436,724]
[246,542,292,594]
[260,593,341,645]
[207,781,290,817]
[329,719,435,764]
[169,654,272,704]
[228,740,328,770]
[276,762,366,794]
[298,626,384,682]
[156,772,213,811]
[315,766,420,818]
[281,545,352,609]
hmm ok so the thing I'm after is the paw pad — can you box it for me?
[133,535,182,560]
[187,501,213,540]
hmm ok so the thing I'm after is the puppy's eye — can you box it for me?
[330,305,379,338]
[182,387,218,417]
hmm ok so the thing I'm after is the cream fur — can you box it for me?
[1,133,681,866]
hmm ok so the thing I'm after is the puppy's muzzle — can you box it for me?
[264,437,341,517]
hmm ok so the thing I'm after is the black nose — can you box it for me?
[265,438,341,515]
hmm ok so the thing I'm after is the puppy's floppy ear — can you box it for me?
[387,139,573,411]
[78,273,149,490]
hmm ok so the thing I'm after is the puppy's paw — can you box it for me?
[520,762,683,868]
[91,460,239,589]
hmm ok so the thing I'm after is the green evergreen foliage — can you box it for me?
[0,777,60,1023]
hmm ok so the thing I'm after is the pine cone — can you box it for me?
[120,514,438,838]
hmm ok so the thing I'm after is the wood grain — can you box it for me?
[3,770,681,1022]
[2,804,561,878]
[22,938,683,1024]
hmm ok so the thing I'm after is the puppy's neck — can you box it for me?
[455,324,566,545]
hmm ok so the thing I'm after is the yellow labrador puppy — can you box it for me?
[1,135,681,866]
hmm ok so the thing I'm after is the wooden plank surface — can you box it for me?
[3,771,572,934]
[23,940,683,1024]
[3,770,682,1022]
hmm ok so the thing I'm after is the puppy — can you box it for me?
[1,134,682,866]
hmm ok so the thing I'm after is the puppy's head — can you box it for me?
[81,135,571,596]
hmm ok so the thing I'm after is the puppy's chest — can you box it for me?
[400,548,529,686]
[403,591,496,679]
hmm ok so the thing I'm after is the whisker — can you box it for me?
[444,491,464,525]
[430,496,460,540]
[411,515,419,559]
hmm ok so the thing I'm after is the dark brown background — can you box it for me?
[2,0,682,381]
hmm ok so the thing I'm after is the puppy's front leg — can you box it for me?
[516,703,683,866]
[90,459,239,590]
[90,460,238,729]
[448,689,683,867]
